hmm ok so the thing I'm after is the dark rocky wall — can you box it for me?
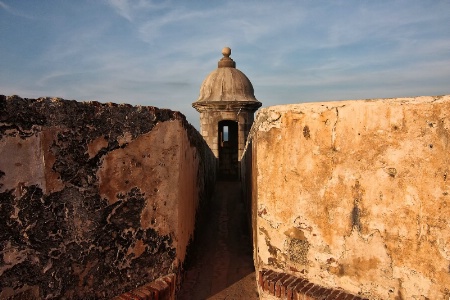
[0,95,215,299]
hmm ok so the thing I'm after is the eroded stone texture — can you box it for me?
[244,95,450,299]
[0,95,215,299]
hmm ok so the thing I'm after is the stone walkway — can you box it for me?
[178,181,259,300]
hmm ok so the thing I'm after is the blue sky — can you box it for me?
[1,0,449,128]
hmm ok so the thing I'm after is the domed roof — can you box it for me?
[193,47,261,105]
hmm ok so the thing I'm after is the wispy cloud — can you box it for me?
[106,0,170,22]
[1,0,449,128]
[130,0,306,70]
[0,0,33,18]
[137,8,206,44]
[0,1,8,10]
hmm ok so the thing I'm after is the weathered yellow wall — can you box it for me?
[248,95,450,299]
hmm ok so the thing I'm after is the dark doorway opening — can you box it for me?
[218,120,238,180]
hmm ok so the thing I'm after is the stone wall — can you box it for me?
[197,109,255,159]
[0,95,216,299]
[244,95,450,299]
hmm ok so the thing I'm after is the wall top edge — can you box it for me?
[244,94,450,140]
[260,94,450,115]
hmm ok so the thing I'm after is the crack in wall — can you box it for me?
[330,105,346,151]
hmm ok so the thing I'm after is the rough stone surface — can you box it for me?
[0,95,215,299]
[244,95,450,299]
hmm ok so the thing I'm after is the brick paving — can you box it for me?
[178,181,259,300]
[258,269,369,300]
[113,274,176,300]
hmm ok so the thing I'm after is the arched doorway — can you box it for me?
[218,120,238,179]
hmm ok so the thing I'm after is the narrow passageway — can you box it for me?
[178,181,258,300]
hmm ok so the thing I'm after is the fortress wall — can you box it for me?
[0,95,215,299]
[246,95,450,299]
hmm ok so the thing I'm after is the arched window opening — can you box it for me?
[218,120,238,180]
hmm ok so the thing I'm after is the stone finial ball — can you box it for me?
[222,47,231,57]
